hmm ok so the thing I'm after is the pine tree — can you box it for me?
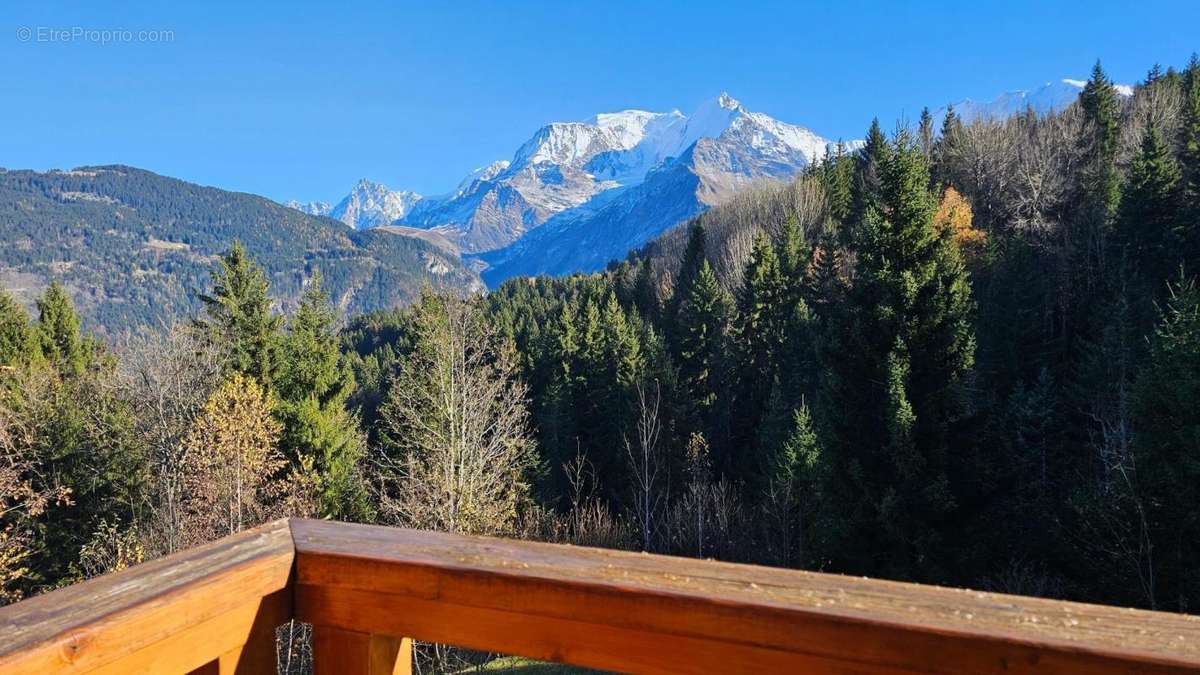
[195,242,281,385]
[818,130,976,580]
[276,273,369,520]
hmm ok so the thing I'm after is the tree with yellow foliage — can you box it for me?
[179,374,314,547]
[935,187,986,263]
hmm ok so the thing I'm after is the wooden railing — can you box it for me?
[2,519,1199,674]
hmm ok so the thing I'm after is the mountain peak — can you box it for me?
[328,179,423,229]
[715,92,742,111]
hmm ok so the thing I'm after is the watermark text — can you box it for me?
[16,26,175,44]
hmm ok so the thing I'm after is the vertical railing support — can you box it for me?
[313,624,412,675]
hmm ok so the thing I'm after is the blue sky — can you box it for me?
[2,1,1198,203]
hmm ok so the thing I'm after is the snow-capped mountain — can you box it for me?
[317,179,423,230]
[464,93,841,283]
[285,200,333,217]
[399,92,839,268]
[941,78,1134,122]
[301,79,1131,288]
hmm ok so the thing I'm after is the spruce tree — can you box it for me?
[763,401,824,567]
[277,273,369,520]
[1077,61,1123,275]
[823,142,854,225]
[818,131,976,580]
[0,290,35,367]
[731,234,786,475]
[666,224,708,344]
[932,105,963,189]
[777,215,812,310]
[850,119,890,229]
[1115,124,1183,291]
[1131,276,1200,610]
[36,282,89,375]
[918,107,935,164]
[538,302,581,499]
[195,242,281,385]
[632,257,660,324]
[1180,53,1200,268]
[676,260,732,471]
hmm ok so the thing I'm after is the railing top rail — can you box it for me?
[0,519,293,674]
[292,519,1200,674]
[3,518,1199,674]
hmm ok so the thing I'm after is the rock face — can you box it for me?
[297,92,845,284]
[300,93,844,271]
[326,179,423,230]
[472,94,842,284]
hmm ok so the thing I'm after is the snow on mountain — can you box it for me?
[399,92,839,261]
[295,77,1142,289]
[285,200,333,217]
[453,160,510,198]
[941,78,1134,122]
[326,179,422,230]
[473,93,845,284]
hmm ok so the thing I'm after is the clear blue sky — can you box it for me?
[2,1,1197,203]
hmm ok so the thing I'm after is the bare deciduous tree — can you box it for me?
[0,368,71,604]
[116,327,224,555]
[625,380,663,552]
[376,293,536,536]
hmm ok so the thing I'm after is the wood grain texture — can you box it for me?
[312,625,411,675]
[3,517,1198,674]
[291,519,1200,674]
[0,519,294,674]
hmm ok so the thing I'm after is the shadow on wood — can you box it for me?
[2,518,1199,674]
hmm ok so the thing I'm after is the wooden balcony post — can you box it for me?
[313,624,412,675]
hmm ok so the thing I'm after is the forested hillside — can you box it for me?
[3,54,1199,646]
[0,166,482,334]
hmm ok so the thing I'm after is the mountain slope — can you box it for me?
[0,166,481,334]
[300,93,840,269]
[475,94,840,284]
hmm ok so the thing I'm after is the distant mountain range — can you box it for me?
[939,78,1134,123]
[1,78,1132,334]
[295,79,1129,287]
[0,166,481,333]
[292,93,848,285]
